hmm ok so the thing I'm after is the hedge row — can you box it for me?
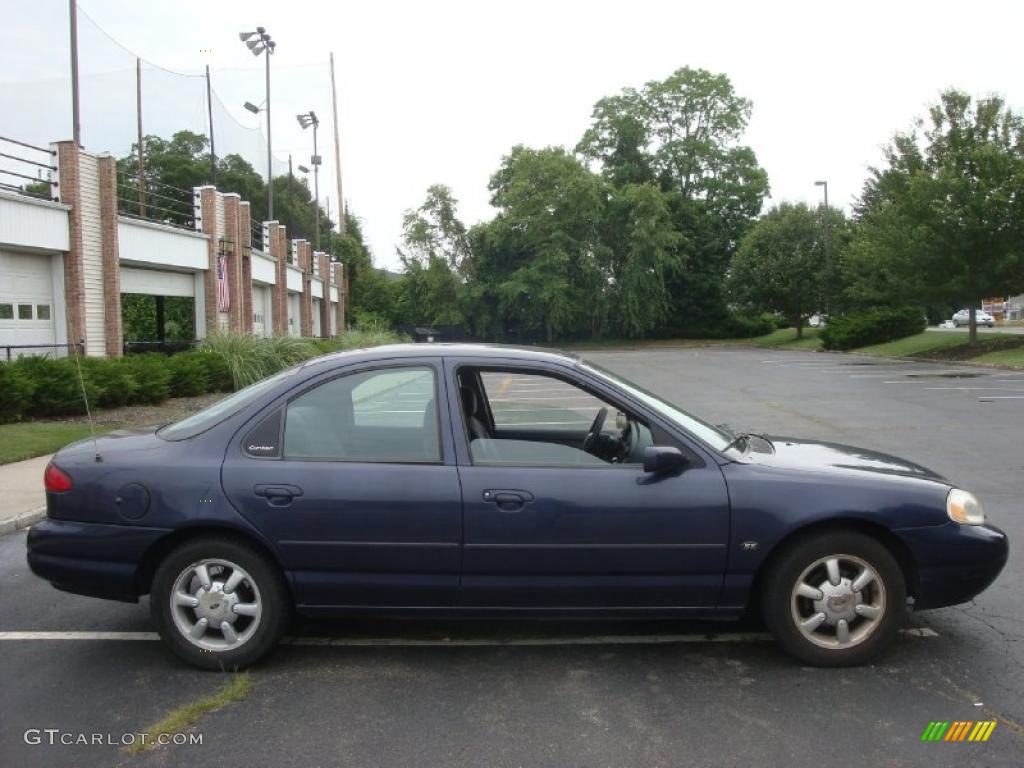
[668,311,779,340]
[0,328,406,424]
[0,350,233,424]
[820,307,926,351]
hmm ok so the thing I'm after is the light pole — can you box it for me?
[239,27,276,219]
[297,111,321,250]
[814,180,830,318]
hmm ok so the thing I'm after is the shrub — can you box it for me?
[120,354,172,404]
[670,312,775,340]
[0,363,35,423]
[13,356,97,417]
[202,333,318,389]
[81,358,139,408]
[165,352,211,398]
[820,307,926,351]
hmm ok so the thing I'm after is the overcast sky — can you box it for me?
[2,0,1022,269]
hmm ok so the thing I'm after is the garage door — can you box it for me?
[252,284,271,337]
[0,250,55,354]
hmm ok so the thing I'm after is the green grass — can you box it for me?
[970,346,1024,368]
[0,422,116,464]
[856,330,1020,358]
[125,673,253,755]
[739,327,823,349]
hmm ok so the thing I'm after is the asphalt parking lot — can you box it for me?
[1,345,1021,767]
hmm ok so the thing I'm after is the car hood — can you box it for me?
[744,436,949,483]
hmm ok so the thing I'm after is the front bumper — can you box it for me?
[27,519,170,603]
[896,522,1009,609]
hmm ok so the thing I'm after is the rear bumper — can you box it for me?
[897,522,1009,609]
[26,519,170,603]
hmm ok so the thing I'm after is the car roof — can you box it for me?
[303,343,581,371]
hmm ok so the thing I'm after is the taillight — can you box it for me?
[44,462,73,492]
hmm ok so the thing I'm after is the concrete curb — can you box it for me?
[0,506,45,537]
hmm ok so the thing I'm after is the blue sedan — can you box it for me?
[27,344,1008,669]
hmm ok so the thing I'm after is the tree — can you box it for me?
[399,185,472,275]
[478,146,608,341]
[578,67,769,328]
[728,202,847,337]
[850,89,1024,343]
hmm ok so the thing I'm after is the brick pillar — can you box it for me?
[97,156,122,356]
[267,222,288,336]
[239,202,253,335]
[54,141,87,353]
[333,262,346,335]
[198,186,219,335]
[298,240,313,337]
[317,253,331,338]
[222,194,243,334]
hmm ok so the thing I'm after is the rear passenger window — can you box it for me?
[283,367,440,463]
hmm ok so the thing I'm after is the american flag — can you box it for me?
[216,254,230,312]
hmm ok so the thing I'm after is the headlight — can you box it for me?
[947,488,985,525]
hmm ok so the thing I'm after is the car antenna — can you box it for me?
[70,340,102,463]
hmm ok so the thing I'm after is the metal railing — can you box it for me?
[0,136,58,201]
[123,339,201,356]
[2,341,85,361]
[116,171,195,229]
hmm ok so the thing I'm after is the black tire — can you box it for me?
[953,319,960,327]
[761,530,905,667]
[150,536,289,670]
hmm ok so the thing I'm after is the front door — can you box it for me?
[221,361,462,609]
[448,361,731,610]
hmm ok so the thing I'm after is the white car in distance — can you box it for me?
[952,309,995,328]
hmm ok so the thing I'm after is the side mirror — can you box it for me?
[643,446,687,474]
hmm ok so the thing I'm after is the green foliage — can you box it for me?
[121,295,195,343]
[165,352,210,398]
[200,333,318,390]
[669,312,775,339]
[382,66,769,343]
[81,358,139,408]
[12,357,96,418]
[728,203,849,337]
[0,363,34,423]
[820,308,926,351]
[121,354,172,404]
[848,89,1024,342]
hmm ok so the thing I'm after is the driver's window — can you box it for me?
[469,370,650,467]
[479,371,614,432]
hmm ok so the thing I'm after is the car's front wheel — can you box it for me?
[761,530,905,667]
[150,537,289,670]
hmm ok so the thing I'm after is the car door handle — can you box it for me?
[482,489,534,512]
[253,484,303,505]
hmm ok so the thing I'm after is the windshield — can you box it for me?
[579,361,734,453]
[158,366,299,441]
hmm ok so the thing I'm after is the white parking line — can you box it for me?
[0,628,939,644]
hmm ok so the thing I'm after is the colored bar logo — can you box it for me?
[921,721,996,742]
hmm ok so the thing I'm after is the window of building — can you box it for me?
[17,304,32,320]
[36,304,51,320]
[0,304,12,320]
[283,366,440,463]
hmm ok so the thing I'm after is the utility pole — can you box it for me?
[136,58,145,216]
[69,0,81,146]
[265,43,273,219]
[312,117,320,250]
[206,65,216,185]
[815,180,831,318]
[329,52,345,235]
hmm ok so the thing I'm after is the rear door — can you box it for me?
[221,360,462,609]
[447,359,731,610]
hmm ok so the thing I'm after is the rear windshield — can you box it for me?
[158,366,298,441]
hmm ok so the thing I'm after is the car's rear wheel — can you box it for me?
[761,531,905,667]
[151,537,289,670]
